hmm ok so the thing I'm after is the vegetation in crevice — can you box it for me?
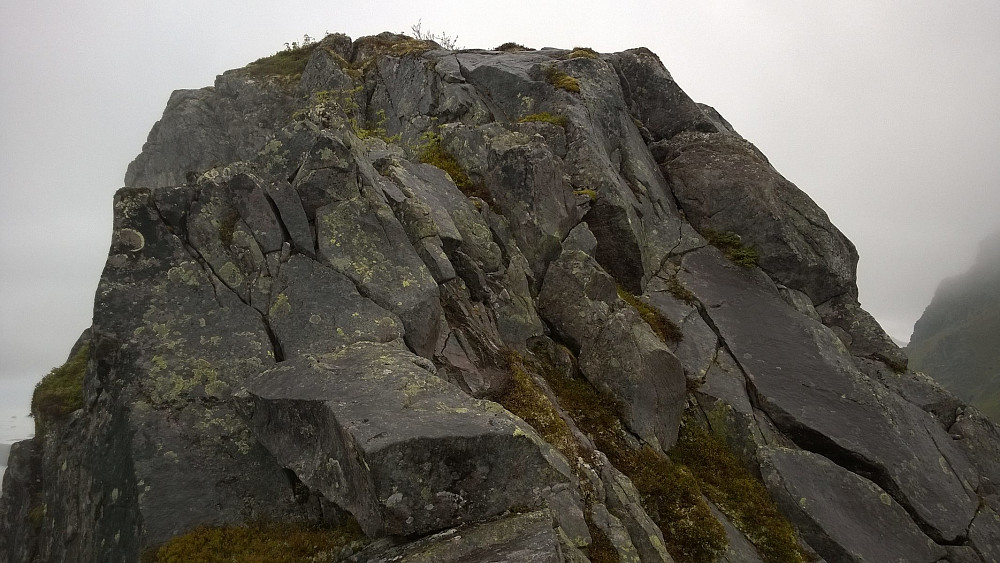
[518,112,568,127]
[704,229,759,268]
[519,345,728,562]
[31,343,89,435]
[545,65,581,93]
[145,519,367,563]
[418,133,492,202]
[497,351,618,562]
[666,274,698,305]
[573,189,598,203]
[670,420,807,563]
[617,286,683,343]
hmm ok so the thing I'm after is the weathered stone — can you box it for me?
[816,293,908,371]
[760,447,946,563]
[601,463,674,562]
[591,503,641,563]
[680,247,978,541]
[359,510,562,563]
[662,131,859,304]
[316,194,445,358]
[969,506,1000,563]
[242,341,571,537]
[266,255,402,357]
[708,502,762,563]
[539,248,686,450]
[545,485,591,548]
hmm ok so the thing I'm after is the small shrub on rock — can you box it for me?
[496,42,534,51]
[705,229,759,268]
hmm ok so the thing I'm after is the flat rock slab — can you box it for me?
[760,447,946,563]
[243,341,569,537]
[680,248,977,541]
[362,510,562,563]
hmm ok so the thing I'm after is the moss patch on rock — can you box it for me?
[617,286,683,343]
[704,230,759,268]
[545,65,581,93]
[244,43,319,81]
[31,343,89,434]
[146,520,367,563]
[418,134,492,202]
[670,421,807,563]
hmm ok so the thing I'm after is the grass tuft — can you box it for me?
[617,286,683,343]
[31,343,89,434]
[567,47,599,59]
[148,520,367,563]
[244,43,319,81]
[545,65,581,93]
[704,230,759,268]
[496,42,533,52]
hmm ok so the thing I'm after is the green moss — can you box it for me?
[704,230,759,268]
[244,43,319,81]
[670,421,807,563]
[545,65,581,93]
[31,343,89,435]
[567,47,599,59]
[573,189,598,203]
[617,286,683,343]
[217,210,240,246]
[418,133,492,201]
[28,504,44,529]
[529,349,726,562]
[518,112,568,127]
[149,519,367,563]
[388,38,435,57]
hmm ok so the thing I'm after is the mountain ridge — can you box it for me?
[1,32,998,562]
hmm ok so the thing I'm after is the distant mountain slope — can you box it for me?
[909,231,1000,420]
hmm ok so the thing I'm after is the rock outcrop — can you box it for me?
[909,231,1000,421]
[2,32,998,562]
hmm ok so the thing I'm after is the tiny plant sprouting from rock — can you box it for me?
[518,112,568,127]
[409,19,461,50]
[704,229,759,268]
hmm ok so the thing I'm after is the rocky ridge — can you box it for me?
[1,32,998,562]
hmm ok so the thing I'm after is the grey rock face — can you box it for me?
[760,447,946,563]
[5,32,999,563]
[242,342,569,537]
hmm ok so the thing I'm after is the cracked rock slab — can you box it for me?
[241,341,570,537]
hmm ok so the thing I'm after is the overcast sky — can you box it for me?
[2,1,999,424]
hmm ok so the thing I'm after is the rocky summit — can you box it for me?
[2,32,999,562]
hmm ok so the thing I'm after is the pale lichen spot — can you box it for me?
[117,228,145,252]
[309,314,322,324]
[798,497,808,508]
[879,493,892,506]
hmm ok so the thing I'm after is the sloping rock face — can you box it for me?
[909,231,1000,421]
[3,33,999,562]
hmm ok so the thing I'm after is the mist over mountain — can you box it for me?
[909,231,1000,421]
